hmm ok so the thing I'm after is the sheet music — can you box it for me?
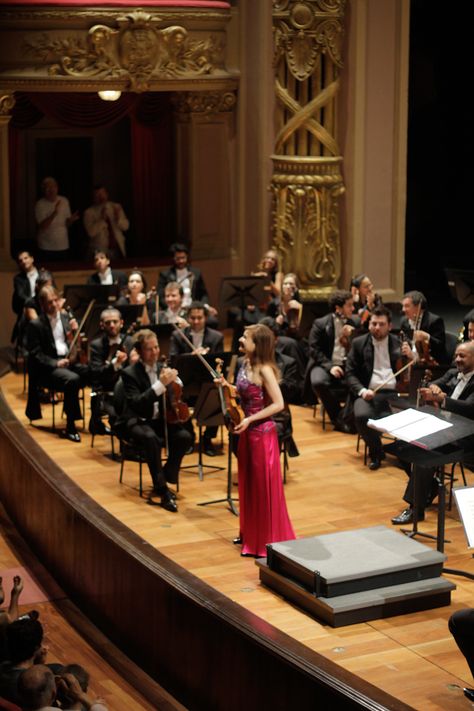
[368,407,452,443]
[454,487,474,548]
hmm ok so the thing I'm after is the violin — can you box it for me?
[160,356,190,424]
[170,325,244,431]
[396,330,411,394]
[66,299,95,365]
[409,303,439,368]
[215,356,244,432]
[416,368,433,408]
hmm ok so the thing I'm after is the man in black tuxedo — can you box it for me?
[11,250,39,345]
[157,243,218,326]
[169,301,224,455]
[117,329,193,512]
[88,307,136,435]
[26,286,88,441]
[346,306,414,470]
[392,340,474,524]
[449,608,474,701]
[305,290,358,431]
[86,249,127,288]
[400,290,446,364]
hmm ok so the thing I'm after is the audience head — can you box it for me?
[170,242,189,270]
[6,617,44,666]
[188,301,206,332]
[93,249,111,273]
[133,329,159,365]
[62,663,90,692]
[164,281,183,311]
[468,321,474,342]
[17,664,55,710]
[463,308,474,341]
[402,290,427,320]
[92,185,109,205]
[455,341,474,374]
[17,250,35,272]
[350,274,373,303]
[368,306,392,340]
[328,289,354,317]
[40,177,58,202]
[100,307,123,337]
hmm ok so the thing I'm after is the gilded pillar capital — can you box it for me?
[0,91,15,119]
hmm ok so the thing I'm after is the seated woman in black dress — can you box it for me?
[117,270,153,326]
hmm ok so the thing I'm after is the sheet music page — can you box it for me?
[454,487,474,548]
[368,408,453,442]
[368,408,425,433]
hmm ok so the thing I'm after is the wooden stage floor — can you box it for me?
[3,370,474,711]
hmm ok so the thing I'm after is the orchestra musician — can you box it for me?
[267,272,303,338]
[350,274,382,326]
[169,301,225,456]
[154,282,188,327]
[345,306,415,470]
[400,290,447,364]
[252,249,284,298]
[88,308,137,435]
[115,329,193,512]
[25,285,89,441]
[11,250,39,345]
[391,341,474,525]
[157,243,218,325]
[86,249,127,288]
[117,270,152,326]
[305,290,359,432]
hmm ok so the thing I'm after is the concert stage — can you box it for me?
[1,369,473,710]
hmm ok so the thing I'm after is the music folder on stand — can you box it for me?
[370,404,474,579]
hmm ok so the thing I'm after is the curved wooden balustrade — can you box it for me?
[0,386,411,711]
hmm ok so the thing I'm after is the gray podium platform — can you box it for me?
[257,526,455,627]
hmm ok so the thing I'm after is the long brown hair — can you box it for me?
[244,324,280,380]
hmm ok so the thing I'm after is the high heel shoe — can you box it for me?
[233,536,242,545]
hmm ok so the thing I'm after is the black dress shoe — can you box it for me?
[391,507,424,525]
[89,421,111,436]
[203,441,220,457]
[233,536,242,545]
[464,688,474,701]
[368,457,382,470]
[61,429,81,443]
[160,490,178,513]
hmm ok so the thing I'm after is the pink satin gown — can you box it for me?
[236,367,296,557]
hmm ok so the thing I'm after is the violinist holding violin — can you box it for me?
[216,324,295,557]
[88,308,138,435]
[25,285,90,441]
[400,291,447,364]
[118,329,193,512]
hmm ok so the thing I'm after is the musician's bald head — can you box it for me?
[455,341,474,374]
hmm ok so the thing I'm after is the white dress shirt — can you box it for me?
[368,336,396,391]
[48,313,68,357]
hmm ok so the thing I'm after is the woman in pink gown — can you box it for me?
[231,324,296,557]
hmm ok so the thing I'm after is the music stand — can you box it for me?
[63,284,120,319]
[170,352,233,400]
[114,304,145,333]
[219,275,270,319]
[445,268,474,305]
[181,382,227,481]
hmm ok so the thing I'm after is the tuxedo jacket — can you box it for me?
[157,265,208,307]
[87,270,128,288]
[116,360,166,429]
[345,332,401,398]
[11,271,35,342]
[432,368,474,419]
[27,312,73,375]
[169,326,224,357]
[89,332,134,389]
[399,310,446,363]
[307,312,359,372]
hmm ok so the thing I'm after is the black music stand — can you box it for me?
[372,404,474,577]
[63,284,120,319]
[148,324,175,358]
[219,275,270,319]
[180,382,226,479]
[170,352,233,400]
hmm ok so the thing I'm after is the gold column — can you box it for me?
[271,0,346,298]
[0,91,15,268]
